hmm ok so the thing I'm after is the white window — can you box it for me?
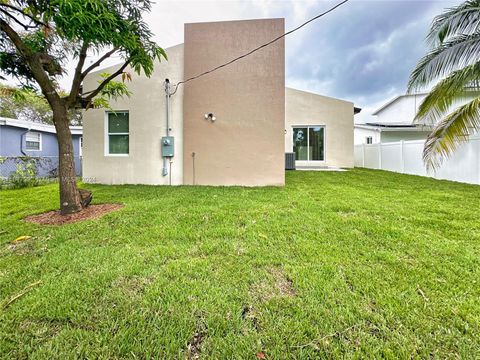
[105,111,129,155]
[79,137,83,157]
[292,126,325,161]
[25,131,41,151]
[366,136,373,144]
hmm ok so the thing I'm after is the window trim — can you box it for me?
[25,131,42,151]
[291,125,326,162]
[104,111,129,157]
[79,136,83,157]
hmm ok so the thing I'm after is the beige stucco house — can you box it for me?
[82,18,358,186]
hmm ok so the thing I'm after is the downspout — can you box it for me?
[20,127,30,156]
[165,79,171,137]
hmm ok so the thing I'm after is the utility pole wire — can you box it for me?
[172,0,350,93]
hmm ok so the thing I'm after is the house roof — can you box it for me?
[0,117,82,135]
[366,121,417,128]
[372,93,428,115]
[354,123,433,132]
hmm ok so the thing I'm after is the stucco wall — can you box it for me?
[182,19,285,186]
[82,44,184,185]
[285,88,354,168]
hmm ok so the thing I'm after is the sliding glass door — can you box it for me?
[293,126,325,161]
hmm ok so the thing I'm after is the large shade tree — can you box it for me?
[0,0,166,214]
[408,0,480,170]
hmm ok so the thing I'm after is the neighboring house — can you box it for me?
[83,18,359,186]
[353,93,480,185]
[0,117,82,177]
[354,93,432,145]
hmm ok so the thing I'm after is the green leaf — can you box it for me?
[423,96,480,171]
[415,61,480,125]
[409,1,480,171]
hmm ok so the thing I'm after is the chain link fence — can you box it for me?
[0,156,82,187]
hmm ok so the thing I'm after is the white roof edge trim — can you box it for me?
[354,124,432,132]
[0,117,83,134]
[372,93,428,116]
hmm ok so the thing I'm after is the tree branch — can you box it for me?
[0,8,35,30]
[67,41,89,108]
[0,3,48,28]
[81,47,118,79]
[0,18,60,107]
[0,18,32,60]
[82,59,131,103]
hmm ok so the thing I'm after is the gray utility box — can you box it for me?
[161,136,174,157]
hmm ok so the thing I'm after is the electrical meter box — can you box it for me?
[161,136,174,157]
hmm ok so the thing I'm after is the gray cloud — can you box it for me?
[282,0,461,121]
[51,0,461,123]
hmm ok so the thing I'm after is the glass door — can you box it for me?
[293,126,325,161]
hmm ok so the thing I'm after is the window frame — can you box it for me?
[104,111,130,157]
[366,136,373,145]
[292,125,326,162]
[25,131,42,151]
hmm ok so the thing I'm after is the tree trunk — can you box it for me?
[52,103,82,215]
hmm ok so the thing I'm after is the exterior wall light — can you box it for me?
[204,113,216,121]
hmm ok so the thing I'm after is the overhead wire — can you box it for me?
[171,0,350,93]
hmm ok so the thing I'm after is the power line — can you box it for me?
[172,0,350,92]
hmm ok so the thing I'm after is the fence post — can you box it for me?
[400,140,405,173]
[477,138,480,185]
[378,143,382,170]
[362,143,365,167]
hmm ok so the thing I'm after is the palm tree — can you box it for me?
[408,0,480,171]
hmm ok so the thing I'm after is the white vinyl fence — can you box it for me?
[354,136,480,185]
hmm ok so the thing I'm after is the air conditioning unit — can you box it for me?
[285,152,296,170]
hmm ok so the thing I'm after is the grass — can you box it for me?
[0,169,479,359]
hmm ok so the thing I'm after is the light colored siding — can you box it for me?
[354,127,380,145]
[183,19,285,186]
[375,95,427,124]
[285,88,354,168]
[381,131,430,143]
[82,44,184,185]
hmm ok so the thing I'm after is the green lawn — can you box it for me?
[1,169,479,359]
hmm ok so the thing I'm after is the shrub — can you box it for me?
[8,157,40,189]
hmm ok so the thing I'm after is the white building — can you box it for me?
[82,18,360,187]
[354,93,480,185]
[354,93,433,145]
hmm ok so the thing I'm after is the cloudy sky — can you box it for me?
[80,0,460,123]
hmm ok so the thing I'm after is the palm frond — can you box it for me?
[423,96,480,171]
[415,61,480,124]
[427,0,480,45]
[408,32,480,91]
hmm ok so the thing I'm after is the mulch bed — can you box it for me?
[24,204,124,225]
